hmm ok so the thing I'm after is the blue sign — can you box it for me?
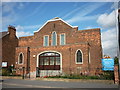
[102,58,114,71]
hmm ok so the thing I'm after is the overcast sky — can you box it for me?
[1,1,119,58]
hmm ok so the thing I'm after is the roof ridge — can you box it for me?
[34,17,78,33]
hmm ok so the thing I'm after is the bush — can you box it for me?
[47,72,114,80]
[2,68,11,76]
[47,75,101,79]
[2,66,17,76]
[99,71,114,80]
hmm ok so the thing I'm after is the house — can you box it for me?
[14,17,102,78]
[0,25,18,68]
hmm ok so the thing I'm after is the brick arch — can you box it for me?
[36,51,62,71]
[75,49,83,64]
[18,52,24,64]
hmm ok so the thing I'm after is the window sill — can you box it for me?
[76,63,83,64]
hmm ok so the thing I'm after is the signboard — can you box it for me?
[2,62,7,67]
[102,58,114,71]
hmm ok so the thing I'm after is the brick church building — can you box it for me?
[1,17,102,78]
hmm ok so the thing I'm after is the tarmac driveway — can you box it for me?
[2,78,118,89]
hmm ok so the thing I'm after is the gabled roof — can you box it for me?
[34,17,78,32]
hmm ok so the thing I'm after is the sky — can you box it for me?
[1,1,119,58]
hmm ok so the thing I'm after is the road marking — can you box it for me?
[3,83,62,88]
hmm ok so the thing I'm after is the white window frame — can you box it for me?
[43,35,49,46]
[51,31,57,46]
[75,49,83,64]
[60,33,66,45]
[18,52,24,65]
[36,50,63,71]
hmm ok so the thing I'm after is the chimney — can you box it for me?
[73,26,78,31]
[8,25,16,37]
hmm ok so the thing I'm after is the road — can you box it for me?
[1,78,119,89]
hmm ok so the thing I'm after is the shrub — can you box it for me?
[47,75,101,79]
[2,68,11,76]
[47,73,114,80]
[99,71,114,80]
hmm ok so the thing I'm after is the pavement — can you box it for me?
[1,77,119,88]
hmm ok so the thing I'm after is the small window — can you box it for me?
[76,50,83,64]
[52,31,57,46]
[60,34,65,45]
[43,35,49,46]
[18,53,24,64]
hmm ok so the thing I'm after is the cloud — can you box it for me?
[97,9,118,58]
[97,10,117,29]
[63,7,83,19]
[16,24,41,31]
[17,3,24,9]
[16,24,41,37]
[84,26,99,29]
[66,15,99,24]
[65,2,106,24]
[16,31,32,37]
[2,2,25,28]
[2,13,17,28]
[2,2,25,14]
[101,28,118,57]
[2,0,23,2]
[26,2,45,18]
[16,25,33,37]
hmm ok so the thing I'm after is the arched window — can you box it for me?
[38,52,60,70]
[76,50,83,64]
[52,31,57,46]
[18,53,24,64]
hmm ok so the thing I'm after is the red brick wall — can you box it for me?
[15,20,102,77]
[2,27,18,67]
[15,47,28,75]
[114,65,119,84]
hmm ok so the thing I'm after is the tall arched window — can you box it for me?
[52,31,57,46]
[18,53,24,64]
[76,50,83,64]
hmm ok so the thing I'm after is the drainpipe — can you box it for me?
[27,47,30,78]
[87,42,90,75]
[69,47,72,76]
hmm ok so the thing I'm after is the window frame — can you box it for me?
[75,49,83,64]
[60,33,66,45]
[43,35,49,46]
[18,52,24,65]
[39,52,60,70]
[51,31,57,46]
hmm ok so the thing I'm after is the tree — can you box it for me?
[114,56,119,65]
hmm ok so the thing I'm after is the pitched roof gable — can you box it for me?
[34,17,78,33]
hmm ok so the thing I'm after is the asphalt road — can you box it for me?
[1,78,119,88]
